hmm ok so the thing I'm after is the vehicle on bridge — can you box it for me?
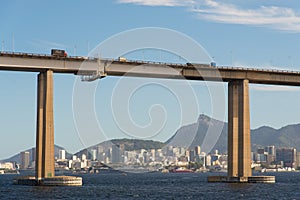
[118,57,127,62]
[186,62,216,68]
[51,49,67,57]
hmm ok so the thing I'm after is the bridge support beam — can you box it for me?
[35,70,55,180]
[208,80,274,183]
[228,79,252,179]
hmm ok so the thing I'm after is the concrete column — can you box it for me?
[238,79,251,177]
[228,80,239,177]
[35,70,54,180]
[228,79,252,178]
[35,71,44,180]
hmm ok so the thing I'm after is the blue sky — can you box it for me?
[1,0,300,159]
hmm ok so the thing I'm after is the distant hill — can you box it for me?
[252,124,300,150]
[167,114,300,153]
[166,115,227,153]
[109,138,165,151]
[1,145,72,163]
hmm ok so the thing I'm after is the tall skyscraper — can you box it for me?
[20,151,30,169]
[195,146,201,155]
[189,150,195,162]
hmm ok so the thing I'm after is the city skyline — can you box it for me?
[2,142,300,175]
[1,1,300,159]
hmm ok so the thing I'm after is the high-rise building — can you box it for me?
[59,149,66,160]
[111,145,121,163]
[189,150,195,162]
[206,155,211,166]
[91,149,97,161]
[143,151,148,163]
[195,146,201,155]
[97,146,104,162]
[150,149,156,161]
[167,146,173,157]
[20,151,30,169]
[31,148,36,163]
[214,149,219,155]
[265,146,275,156]
[276,147,297,168]
[257,148,265,154]
[72,155,77,161]
[185,150,190,161]
[195,154,206,166]
[82,154,87,161]
[296,152,300,168]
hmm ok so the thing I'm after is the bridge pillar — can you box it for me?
[35,70,54,180]
[228,79,252,179]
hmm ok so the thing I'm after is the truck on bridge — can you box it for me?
[51,49,67,57]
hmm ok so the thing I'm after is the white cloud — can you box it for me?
[117,0,300,32]
[117,0,194,7]
[192,0,300,32]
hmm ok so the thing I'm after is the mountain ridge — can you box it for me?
[167,114,300,153]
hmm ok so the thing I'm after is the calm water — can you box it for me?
[0,172,300,199]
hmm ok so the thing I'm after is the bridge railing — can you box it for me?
[1,51,300,74]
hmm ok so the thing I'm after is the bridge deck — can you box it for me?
[1,52,300,86]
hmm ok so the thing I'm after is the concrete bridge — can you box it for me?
[2,52,299,184]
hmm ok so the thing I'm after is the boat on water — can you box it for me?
[171,167,194,173]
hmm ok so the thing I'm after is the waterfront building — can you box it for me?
[0,162,14,170]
